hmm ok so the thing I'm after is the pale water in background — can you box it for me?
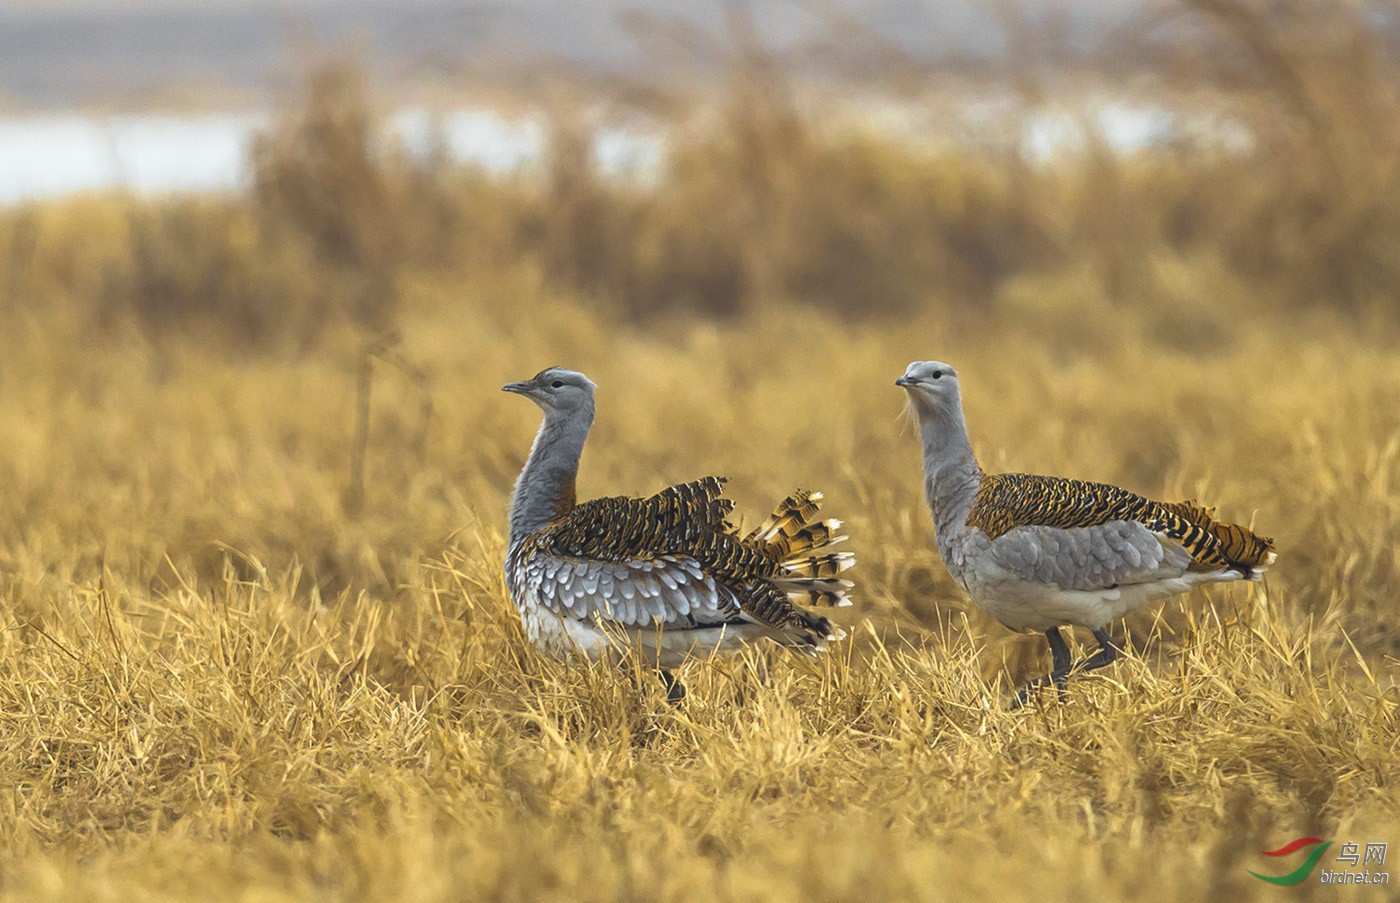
[0,102,1199,205]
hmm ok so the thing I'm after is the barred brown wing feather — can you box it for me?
[541,477,742,562]
[646,476,735,531]
[516,478,849,641]
[513,476,783,629]
[967,474,1157,538]
[970,473,1275,574]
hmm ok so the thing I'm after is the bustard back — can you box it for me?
[502,367,854,698]
[897,360,1276,706]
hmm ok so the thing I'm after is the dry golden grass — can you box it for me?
[0,274,1396,900]
[2,6,1400,894]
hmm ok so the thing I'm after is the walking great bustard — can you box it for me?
[502,367,854,701]
[897,360,1276,706]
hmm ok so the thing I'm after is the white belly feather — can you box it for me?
[514,588,781,669]
[966,568,1243,632]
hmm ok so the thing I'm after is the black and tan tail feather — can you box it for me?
[747,490,845,556]
[779,551,857,580]
[738,582,846,651]
[777,518,846,556]
[744,488,856,608]
[1161,499,1276,576]
[790,582,855,607]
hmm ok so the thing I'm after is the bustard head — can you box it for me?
[896,361,959,414]
[502,367,597,416]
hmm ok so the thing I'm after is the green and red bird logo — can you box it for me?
[1248,837,1333,886]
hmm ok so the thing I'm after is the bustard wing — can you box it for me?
[513,477,750,629]
[968,474,1275,591]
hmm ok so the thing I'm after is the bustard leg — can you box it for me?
[1069,628,1120,675]
[1012,627,1072,708]
[658,669,687,705]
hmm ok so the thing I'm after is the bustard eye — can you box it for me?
[551,379,565,388]
[931,370,943,380]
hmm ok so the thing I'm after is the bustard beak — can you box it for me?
[502,381,533,395]
[895,376,917,388]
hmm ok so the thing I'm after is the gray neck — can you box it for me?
[914,396,983,542]
[508,402,593,548]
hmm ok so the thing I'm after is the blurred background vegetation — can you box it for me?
[6,0,1400,349]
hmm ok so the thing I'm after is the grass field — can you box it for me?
[0,271,1396,900]
[3,4,1400,893]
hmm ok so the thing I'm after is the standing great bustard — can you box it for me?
[897,360,1276,706]
[502,367,854,701]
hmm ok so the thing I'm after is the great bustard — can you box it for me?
[897,360,1276,705]
[502,367,854,701]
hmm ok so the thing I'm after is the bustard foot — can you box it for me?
[1069,628,1120,675]
[1010,628,1122,709]
[1011,668,1072,709]
[1010,626,1073,710]
[658,669,687,705]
